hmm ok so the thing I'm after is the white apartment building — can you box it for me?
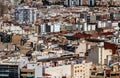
[45,61,92,78]
[15,6,37,23]
[86,45,112,65]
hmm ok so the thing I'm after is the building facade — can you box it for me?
[86,45,112,65]
[0,64,19,78]
[45,62,92,78]
[15,6,37,24]
[88,0,96,6]
[64,0,84,6]
[73,62,92,78]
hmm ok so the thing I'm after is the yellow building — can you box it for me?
[72,62,92,78]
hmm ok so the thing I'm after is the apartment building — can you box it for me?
[45,61,92,78]
[0,64,19,78]
[88,0,96,6]
[64,0,85,6]
[15,6,37,24]
[86,45,112,65]
[73,62,92,78]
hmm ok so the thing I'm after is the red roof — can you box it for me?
[106,69,111,73]
[43,73,51,76]
[73,32,91,39]
[104,42,117,54]
[73,32,113,39]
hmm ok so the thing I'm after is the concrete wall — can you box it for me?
[45,65,71,78]
[75,42,87,53]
